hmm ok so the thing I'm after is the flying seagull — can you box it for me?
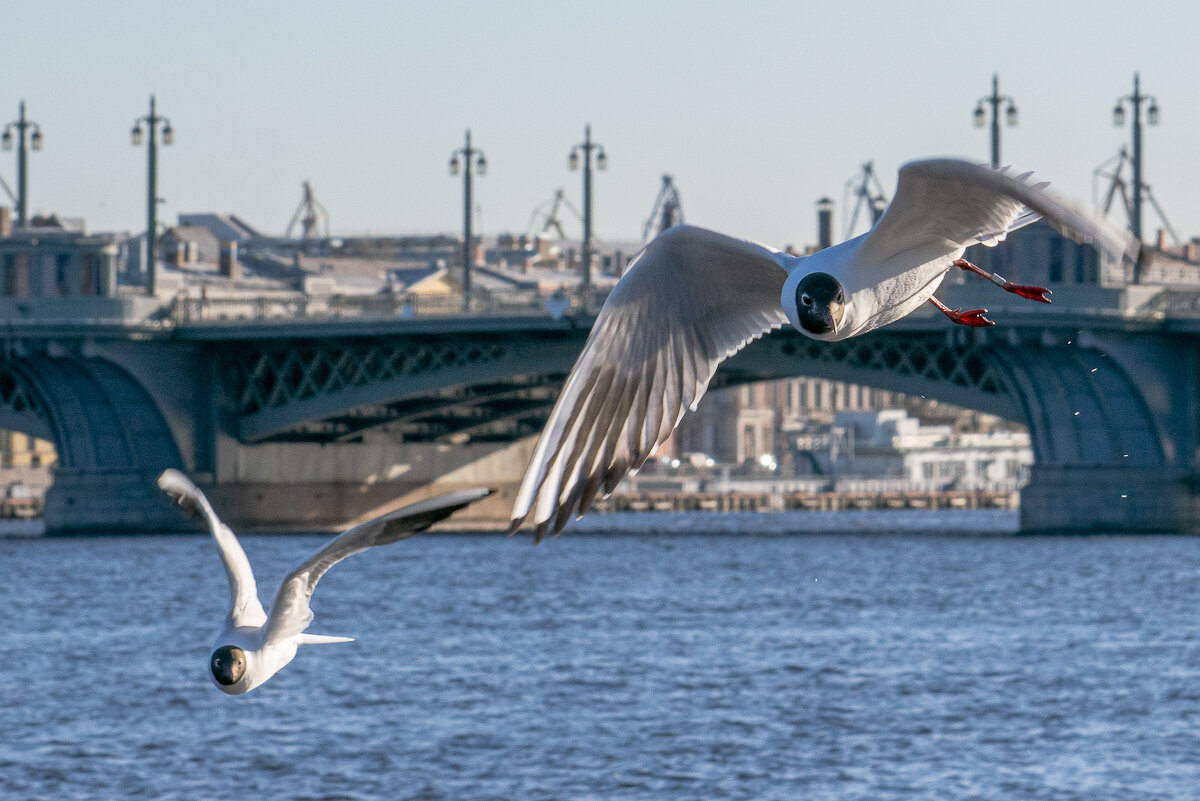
[510,157,1138,539]
[158,469,491,694]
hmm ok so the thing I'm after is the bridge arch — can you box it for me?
[212,320,1195,533]
[0,354,185,532]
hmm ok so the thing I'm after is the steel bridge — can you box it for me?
[1,273,1198,533]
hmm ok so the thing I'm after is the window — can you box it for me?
[81,255,98,296]
[1077,247,1099,283]
[56,254,70,296]
[1047,236,1064,283]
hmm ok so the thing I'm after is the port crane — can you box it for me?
[527,188,581,240]
[641,174,684,242]
[841,161,887,241]
[286,181,330,240]
[1093,147,1179,246]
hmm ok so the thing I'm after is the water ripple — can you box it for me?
[2,516,1200,799]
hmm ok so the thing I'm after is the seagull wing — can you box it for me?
[859,158,1139,265]
[157,469,267,629]
[510,224,789,540]
[262,487,492,645]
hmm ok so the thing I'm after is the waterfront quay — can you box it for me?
[594,488,1017,514]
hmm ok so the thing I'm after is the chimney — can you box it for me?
[1157,228,1168,251]
[0,207,10,238]
[175,240,187,267]
[219,241,240,279]
[816,197,833,250]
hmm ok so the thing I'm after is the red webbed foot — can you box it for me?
[944,307,995,327]
[1002,282,1052,303]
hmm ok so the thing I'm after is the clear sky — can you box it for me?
[4,0,1198,250]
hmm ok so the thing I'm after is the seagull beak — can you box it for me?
[821,308,839,336]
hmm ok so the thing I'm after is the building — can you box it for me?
[666,378,901,469]
[0,211,120,299]
[829,408,1031,490]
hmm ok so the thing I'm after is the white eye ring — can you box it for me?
[800,293,813,307]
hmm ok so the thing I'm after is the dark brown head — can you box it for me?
[210,645,247,686]
[795,272,845,336]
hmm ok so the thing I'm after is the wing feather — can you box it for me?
[262,487,492,644]
[157,469,267,629]
[510,224,789,539]
[860,158,1138,266]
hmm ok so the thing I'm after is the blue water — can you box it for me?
[3,511,1200,800]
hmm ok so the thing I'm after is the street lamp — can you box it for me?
[449,129,487,312]
[1113,72,1159,245]
[972,74,1017,169]
[2,101,44,229]
[131,95,174,296]
[568,124,606,308]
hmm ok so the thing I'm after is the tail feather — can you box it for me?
[296,634,354,645]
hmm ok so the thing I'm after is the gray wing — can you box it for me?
[262,487,493,644]
[157,469,267,629]
[859,158,1139,265]
[509,224,789,541]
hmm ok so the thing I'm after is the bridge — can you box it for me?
[1,238,1199,534]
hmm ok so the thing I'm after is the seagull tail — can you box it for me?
[296,633,355,646]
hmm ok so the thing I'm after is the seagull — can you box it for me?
[157,469,491,694]
[510,157,1138,539]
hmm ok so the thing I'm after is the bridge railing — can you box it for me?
[167,286,615,324]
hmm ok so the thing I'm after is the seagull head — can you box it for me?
[210,645,250,694]
[795,272,845,336]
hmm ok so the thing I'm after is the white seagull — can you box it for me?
[157,469,491,694]
[510,157,1138,539]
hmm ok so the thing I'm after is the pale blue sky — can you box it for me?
[4,1,1198,249]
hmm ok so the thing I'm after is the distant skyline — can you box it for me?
[3,1,1198,250]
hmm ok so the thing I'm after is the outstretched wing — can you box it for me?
[262,487,492,645]
[859,158,1139,265]
[157,469,267,629]
[509,224,789,540]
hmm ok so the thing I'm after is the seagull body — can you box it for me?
[510,158,1138,539]
[157,469,491,694]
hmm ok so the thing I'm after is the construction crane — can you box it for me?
[286,181,330,240]
[841,161,887,241]
[1093,147,1179,246]
[642,174,684,242]
[527,188,581,240]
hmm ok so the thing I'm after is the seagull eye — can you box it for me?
[800,293,813,307]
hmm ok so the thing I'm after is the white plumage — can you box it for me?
[510,158,1138,539]
[158,469,491,694]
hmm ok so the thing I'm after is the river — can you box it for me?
[2,510,1198,800]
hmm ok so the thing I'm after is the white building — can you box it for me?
[831,409,1032,491]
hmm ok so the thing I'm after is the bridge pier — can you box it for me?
[44,467,184,534]
[1020,465,1200,534]
[198,437,534,532]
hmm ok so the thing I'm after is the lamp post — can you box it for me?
[568,124,606,308]
[449,129,486,312]
[1,101,44,229]
[972,74,1017,169]
[131,95,174,296]
[1112,72,1159,244]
